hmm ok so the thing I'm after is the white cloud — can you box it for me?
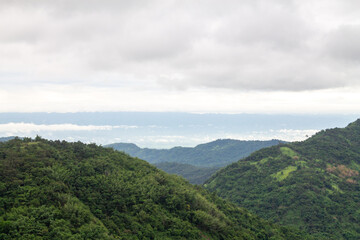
[1,0,360,112]
[127,129,320,148]
[325,24,360,62]
[1,85,360,114]
[0,123,137,136]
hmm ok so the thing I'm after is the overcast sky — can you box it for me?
[1,0,360,113]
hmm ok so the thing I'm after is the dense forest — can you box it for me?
[0,137,307,239]
[106,139,284,167]
[205,119,360,239]
[154,162,220,185]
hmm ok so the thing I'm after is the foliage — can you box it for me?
[155,162,220,185]
[205,119,360,239]
[0,137,306,239]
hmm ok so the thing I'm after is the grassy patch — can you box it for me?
[280,147,297,158]
[260,157,270,164]
[271,166,297,181]
[326,189,334,194]
[331,183,343,193]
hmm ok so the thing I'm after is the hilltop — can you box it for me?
[205,119,360,239]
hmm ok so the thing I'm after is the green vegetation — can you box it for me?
[205,119,360,239]
[106,139,284,167]
[0,137,306,239]
[155,162,220,185]
[279,147,297,158]
[271,166,297,181]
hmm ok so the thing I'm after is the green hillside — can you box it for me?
[205,119,360,239]
[0,137,306,239]
[106,139,284,167]
[155,162,220,185]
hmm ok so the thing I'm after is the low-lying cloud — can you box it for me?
[0,123,137,136]
[115,128,320,149]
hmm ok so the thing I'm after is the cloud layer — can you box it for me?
[0,122,319,147]
[0,123,137,135]
[1,0,360,112]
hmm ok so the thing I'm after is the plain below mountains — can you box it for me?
[0,137,307,239]
[205,119,360,239]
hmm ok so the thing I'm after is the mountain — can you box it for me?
[154,162,220,185]
[0,137,306,239]
[106,139,284,167]
[0,136,16,142]
[205,119,360,239]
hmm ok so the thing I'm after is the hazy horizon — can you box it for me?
[0,112,357,148]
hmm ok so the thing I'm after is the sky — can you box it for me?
[1,0,360,113]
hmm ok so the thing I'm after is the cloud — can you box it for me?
[1,84,360,114]
[325,24,360,62]
[126,128,320,148]
[223,128,320,142]
[0,123,137,136]
[1,0,360,112]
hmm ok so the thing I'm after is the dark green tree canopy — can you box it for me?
[0,137,306,239]
[205,119,360,239]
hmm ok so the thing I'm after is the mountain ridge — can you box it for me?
[205,119,360,239]
[106,139,285,167]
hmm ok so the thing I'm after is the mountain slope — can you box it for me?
[155,162,220,184]
[106,139,284,167]
[0,137,306,239]
[205,119,360,239]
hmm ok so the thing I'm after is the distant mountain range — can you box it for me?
[0,136,16,142]
[205,119,360,239]
[106,139,285,167]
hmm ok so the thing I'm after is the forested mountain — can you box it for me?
[0,137,307,239]
[154,162,220,185]
[106,139,284,167]
[205,119,360,239]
